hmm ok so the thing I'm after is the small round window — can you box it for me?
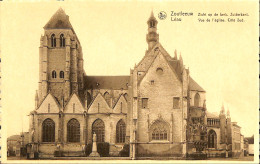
[156,68,163,75]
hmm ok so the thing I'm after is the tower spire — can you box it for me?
[174,49,177,60]
[220,103,225,115]
[179,53,183,63]
[146,11,159,50]
[150,10,155,18]
[227,107,230,118]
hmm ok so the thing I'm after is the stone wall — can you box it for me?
[136,52,186,155]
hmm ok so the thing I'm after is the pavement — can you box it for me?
[207,155,254,161]
[7,155,254,161]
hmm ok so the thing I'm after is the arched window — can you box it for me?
[194,93,200,107]
[150,120,169,141]
[150,21,155,28]
[51,34,56,47]
[42,118,55,142]
[52,70,57,78]
[67,119,80,142]
[104,92,110,106]
[60,34,65,47]
[208,130,217,148]
[92,119,105,142]
[60,71,64,78]
[116,119,126,143]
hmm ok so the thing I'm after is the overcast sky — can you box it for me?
[1,1,258,139]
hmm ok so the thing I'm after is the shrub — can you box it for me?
[54,151,63,157]
[119,144,130,157]
[34,152,39,159]
[85,142,110,157]
[85,143,92,156]
[97,142,110,157]
[186,153,207,160]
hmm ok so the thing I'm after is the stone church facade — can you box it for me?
[27,8,243,159]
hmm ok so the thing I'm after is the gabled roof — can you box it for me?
[84,76,130,90]
[87,92,111,113]
[44,8,73,29]
[64,92,85,113]
[87,92,110,109]
[189,77,205,92]
[112,94,126,109]
[36,92,61,111]
[136,42,184,81]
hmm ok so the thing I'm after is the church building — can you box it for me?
[27,8,243,159]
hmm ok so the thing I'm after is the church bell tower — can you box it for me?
[38,8,84,105]
[146,11,159,50]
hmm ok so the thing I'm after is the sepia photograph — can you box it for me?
[0,0,259,163]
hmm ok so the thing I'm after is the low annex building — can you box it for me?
[26,8,244,159]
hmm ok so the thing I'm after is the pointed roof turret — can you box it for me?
[203,100,206,109]
[220,103,225,115]
[147,10,157,23]
[146,11,159,50]
[227,107,230,118]
[179,53,183,65]
[44,8,73,29]
[179,53,182,61]
[173,49,177,60]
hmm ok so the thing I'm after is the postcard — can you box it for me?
[1,0,259,163]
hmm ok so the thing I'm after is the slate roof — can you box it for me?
[168,60,183,81]
[84,76,130,90]
[189,77,205,92]
[44,8,73,29]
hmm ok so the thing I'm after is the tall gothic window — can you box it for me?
[150,120,169,141]
[194,93,200,107]
[42,118,55,142]
[104,92,110,106]
[67,119,80,142]
[92,119,105,142]
[52,70,57,78]
[208,129,217,148]
[116,119,126,143]
[51,34,56,47]
[60,71,64,78]
[60,34,65,47]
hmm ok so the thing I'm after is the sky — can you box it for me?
[1,1,258,140]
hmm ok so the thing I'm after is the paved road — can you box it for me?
[7,155,254,161]
[7,156,27,160]
[207,155,254,161]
